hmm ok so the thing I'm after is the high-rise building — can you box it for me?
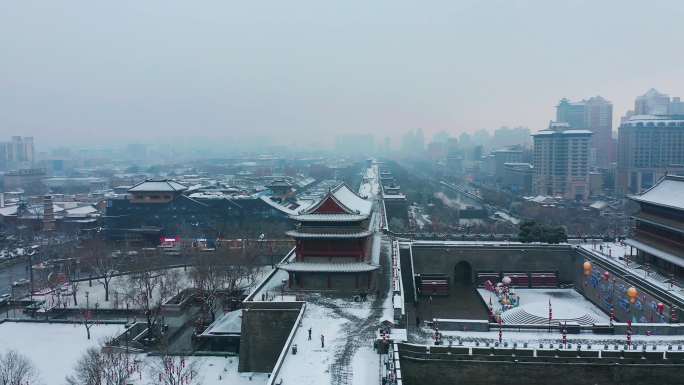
[669,97,684,115]
[584,96,613,168]
[0,136,34,170]
[555,97,613,168]
[616,114,684,194]
[635,88,671,115]
[623,89,684,121]
[556,98,586,129]
[532,122,592,200]
[492,148,524,181]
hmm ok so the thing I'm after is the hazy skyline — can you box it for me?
[1,0,683,149]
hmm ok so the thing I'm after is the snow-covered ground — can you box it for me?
[351,347,380,385]
[28,267,193,311]
[479,288,609,324]
[30,266,273,311]
[0,321,268,385]
[493,210,520,225]
[274,298,381,385]
[0,322,123,385]
[132,356,268,385]
[409,204,432,230]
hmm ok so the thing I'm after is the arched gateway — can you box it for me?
[453,260,473,284]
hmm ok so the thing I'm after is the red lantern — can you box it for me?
[602,271,610,281]
[657,303,665,314]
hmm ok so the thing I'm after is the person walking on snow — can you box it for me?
[321,334,325,348]
[308,327,312,340]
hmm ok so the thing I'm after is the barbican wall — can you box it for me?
[399,355,684,385]
[398,344,684,385]
[410,244,580,284]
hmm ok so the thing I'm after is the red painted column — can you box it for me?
[355,274,359,289]
[288,272,293,288]
[327,274,332,289]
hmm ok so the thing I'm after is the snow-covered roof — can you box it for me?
[267,179,292,187]
[260,196,301,215]
[589,201,608,210]
[285,229,372,239]
[128,179,188,192]
[201,309,242,336]
[290,213,369,222]
[383,193,406,200]
[629,175,684,210]
[533,129,592,136]
[0,205,18,217]
[277,262,379,273]
[624,237,684,268]
[300,183,372,216]
[621,114,684,127]
[331,184,372,213]
[64,205,99,218]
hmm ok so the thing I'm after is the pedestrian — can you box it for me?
[428,295,433,304]
[321,334,325,348]
[416,315,420,328]
[308,327,312,340]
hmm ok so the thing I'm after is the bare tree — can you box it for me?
[126,268,181,344]
[69,272,81,307]
[190,252,227,323]
[81,239,117,302]
[81,291,96,340]
[66,346,131,385]
[0,350,40,385]
[146,355,199,385]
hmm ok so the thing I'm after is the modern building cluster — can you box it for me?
[525,88,684,200]
[0,136,34,170]
[556,96,613,168]
[617,89,684,194]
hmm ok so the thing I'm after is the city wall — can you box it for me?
[398,343,684,385]
[410,243,579,283]
[238,301,304,373]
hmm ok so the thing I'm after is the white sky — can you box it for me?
[1,0,683,148]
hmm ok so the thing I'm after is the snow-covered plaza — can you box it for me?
[0,322,122,385]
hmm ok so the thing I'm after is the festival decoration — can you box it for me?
[583,261,592,276]
[627,287,638,304]
[602,271,610,281]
